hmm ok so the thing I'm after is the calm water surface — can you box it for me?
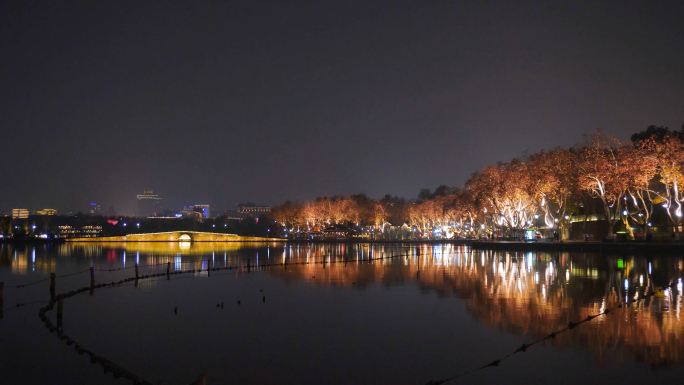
[1,242,684,385]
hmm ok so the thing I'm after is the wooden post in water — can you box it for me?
[57,294,64,328]
[50,273,56,298]
[89,266,95,296]
[207,261,210,277]
[167,262,170,280]
[134,263,139,288]
[0,282,4,320]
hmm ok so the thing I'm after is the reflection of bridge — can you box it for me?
[65,231,283,242]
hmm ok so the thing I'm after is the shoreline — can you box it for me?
[287,238,684,254]
[3,237,683,254]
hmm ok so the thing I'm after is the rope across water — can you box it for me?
[31,250,414,384]
[424,281,674,384]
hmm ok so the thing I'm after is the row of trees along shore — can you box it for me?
[271,125,684,240]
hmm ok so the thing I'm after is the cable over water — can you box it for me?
[35,251,414,384]
[8,269,92,289]
[424,281,675,384]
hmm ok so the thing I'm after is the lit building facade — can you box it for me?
[136,190,162,217]
[237,203,271,217]
[37,209,57,216]
[89,203,101,215]
[194,205,210,218]
[12,209,29,219]
[57,225,102,238]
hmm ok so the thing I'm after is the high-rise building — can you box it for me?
[12,209,29,219]
[89,203,101,215]
[136,190,162,217]
[194,204,210,218]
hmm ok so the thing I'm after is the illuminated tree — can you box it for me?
[619,142,659,237]
[302,199,326,230]
[271,201,304,231]
[574,130,634,238]
[343,194,376,228]
[525,148,577,229]
[409,199,442,236]
[635,133,684,235]
[466,159,536,236]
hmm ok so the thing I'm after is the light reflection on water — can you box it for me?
[1,242,684,383]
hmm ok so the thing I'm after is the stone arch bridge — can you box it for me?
[66,231,282,242]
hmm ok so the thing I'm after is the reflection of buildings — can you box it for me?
[0,244,56,274]
[136,191,162,217]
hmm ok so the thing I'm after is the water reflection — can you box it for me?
[2,242,684,369]
[0,243,56,275]
[256,244,684,368]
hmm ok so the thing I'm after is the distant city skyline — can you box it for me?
[3,192,275,218]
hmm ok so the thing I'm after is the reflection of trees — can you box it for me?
[267,245,684,368]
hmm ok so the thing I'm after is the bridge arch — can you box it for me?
[178,233,192,242]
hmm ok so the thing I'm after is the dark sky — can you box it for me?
[2,0,683,216]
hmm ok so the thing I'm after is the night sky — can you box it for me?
[2,1,683,216]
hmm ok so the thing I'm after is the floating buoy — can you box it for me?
[174,306,178,315]
[237,300,241,305]
[221,302,224,308]
[262,296,265,303]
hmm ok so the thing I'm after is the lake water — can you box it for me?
[1,242,684,385]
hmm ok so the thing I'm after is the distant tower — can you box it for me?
[136,190,162,217]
